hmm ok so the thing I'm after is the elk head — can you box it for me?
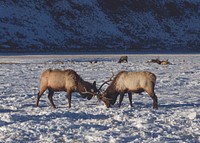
[81,87,110,107]
[96,72,116,107]
[79,81,98,100]
[80,72,115,107]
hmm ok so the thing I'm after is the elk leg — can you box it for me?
[152,94,158,109]
[36,87,46,107]
[66,91,72,108]
[119,93,125,107]
[128,92,133,107]
[147,90,158,109]
[48,90,56,109]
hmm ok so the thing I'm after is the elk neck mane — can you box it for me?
[106,71,127,93]
[64,69,92,92]
[64,69,83,82]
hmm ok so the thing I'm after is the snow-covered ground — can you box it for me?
[0,54,199,143]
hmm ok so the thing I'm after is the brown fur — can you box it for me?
[36,69,97,108]
[118,56,128,63]
[160,60,170,65]
[102,71,158,109]
[148,58,171,65]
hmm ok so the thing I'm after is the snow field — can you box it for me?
[0,54,199,143]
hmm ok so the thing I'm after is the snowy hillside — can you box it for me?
[0,54,200,142]
[0,0,200,52]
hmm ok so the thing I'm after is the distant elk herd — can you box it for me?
[36,56,162,109]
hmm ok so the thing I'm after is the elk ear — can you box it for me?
[93,81,96,87]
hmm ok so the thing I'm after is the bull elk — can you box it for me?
[36,69,98,108]
[99,71,158,109]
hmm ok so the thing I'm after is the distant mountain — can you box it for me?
[0,0,200,53]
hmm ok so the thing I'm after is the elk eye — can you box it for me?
[91,89,94,92]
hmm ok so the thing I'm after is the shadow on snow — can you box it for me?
[160,103,200,108]
[9,111,109,124]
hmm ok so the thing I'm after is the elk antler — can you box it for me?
[81,88,110,104]
[81,87,95,96]
[98,72,115,91]
[81,87,102,99]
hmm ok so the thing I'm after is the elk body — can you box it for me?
[148,58,171,65]
[118,56,128,63]
[100,71,158,109]
[36,69,97,108]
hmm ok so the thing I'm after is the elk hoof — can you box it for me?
[153,105,158,109]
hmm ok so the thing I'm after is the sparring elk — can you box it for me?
[99,71,158,109]
[36,69,98,108]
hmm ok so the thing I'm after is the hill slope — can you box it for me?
[0,0,200,52]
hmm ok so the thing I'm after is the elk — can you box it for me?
[99,71,158,109]
[36,69,98,108]
[147,58,171,65]
[118,56,128,63]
